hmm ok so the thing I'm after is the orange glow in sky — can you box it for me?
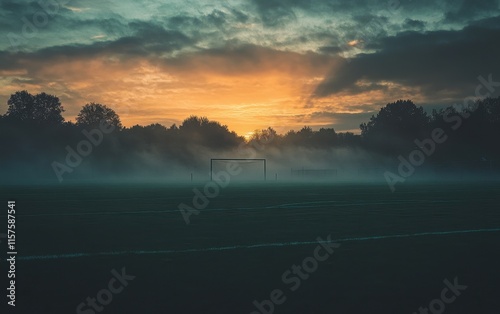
[0,50,422,136]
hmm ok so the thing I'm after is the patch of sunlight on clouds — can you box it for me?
[64,6,91,12]
[348,39,361,47]
[91,34,106,40]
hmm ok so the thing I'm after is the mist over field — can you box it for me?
[1,94,499,186]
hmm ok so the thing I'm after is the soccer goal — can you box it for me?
[210,159,267,181]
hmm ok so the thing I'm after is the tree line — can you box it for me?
[0,91,499,181]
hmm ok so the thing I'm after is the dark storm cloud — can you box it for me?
[0,0,27,14]
[314,16,500,99]
[0,21,194,66]
[166,10,230,33]
[2,0,497,54]
[402,19,426,30]
[0,9,329,74]
[251,0,396,14]
[252,0,297,27]
[163,43,334,76]
[0,51,23,70]
[0,0,51,16]
[66,18,129,37]
[0,0,49,33]
[197,9,228,28]
[123,21,194,54]
[305,111,377,131]
[0,0,74,24]
[340,13,391,44]
[163,8,253,46]
[226,7,250,23]
[310,111,375,122]
[444,0,500,22]
[352,14,390,25]
[167,15,204,30]
[0,38,332,81]
[249,0,394,28]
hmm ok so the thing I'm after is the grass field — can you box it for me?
[2,182,500,314]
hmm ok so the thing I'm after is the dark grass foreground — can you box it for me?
[1,182,500,314]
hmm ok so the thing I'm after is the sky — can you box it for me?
[1,0,499,136]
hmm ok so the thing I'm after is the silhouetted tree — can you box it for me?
[180,116,210,130]
[361,100,429,137]
[311,128,337,147]
[336,132,359,146]
[360,100,430,154]
[297,126,313,138]
[249,127,280,146]
[282,126,337,147]
[179,116,244,149]
[6,91,64,124]
[76,103,122,129]
[424,97,500,171]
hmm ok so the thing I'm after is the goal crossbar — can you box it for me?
[210,158,266,181]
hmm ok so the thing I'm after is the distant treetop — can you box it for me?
[76,103,123,130]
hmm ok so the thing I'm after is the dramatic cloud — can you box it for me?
[1,0,499,134]
[444,0,500,22]
[314,16,500,102]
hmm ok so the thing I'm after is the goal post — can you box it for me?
[210,158,267,181]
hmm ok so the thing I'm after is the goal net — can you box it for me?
[211,159,266,181]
